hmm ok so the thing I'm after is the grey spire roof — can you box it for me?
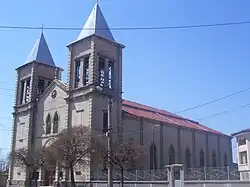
[76,3,115,42]
[25,32,55,67]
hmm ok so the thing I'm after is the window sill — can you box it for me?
[239,164,248,166]
[42,133,59,138]
[15,103,30,108]
[239,144,247,146]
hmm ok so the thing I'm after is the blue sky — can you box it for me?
[0,0,250,160]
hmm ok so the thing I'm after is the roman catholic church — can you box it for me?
[8,3,233,186]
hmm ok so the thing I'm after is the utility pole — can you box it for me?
[107,98,113,187]
[152,127,155,170]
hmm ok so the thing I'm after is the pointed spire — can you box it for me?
[75,3,115,43]
[25,32,55,67]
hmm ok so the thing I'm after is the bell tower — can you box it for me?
[8,32,62,185]
[66,3,125,139]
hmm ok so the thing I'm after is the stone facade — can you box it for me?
[8,3,233,187]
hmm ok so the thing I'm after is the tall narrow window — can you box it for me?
[25,78,31,103]
[108,61,114,89]
[99,57,105,87]
[53,112,59,134]
[200,149,205,167]
[185,148,191,170]
[224,153,228,167]
[169,144,175,165]
[37,79,45,95]
[19,81,25,105]
[46,114,51,135]
[240,151,248,164]
[224,153,228,171]
[102,158,108,172]
[74,59,81,88]
[103,110,108,133]
[212,150,217,167]
[18,122,25,142]
[83,57,89,86]
[150,144,157,170]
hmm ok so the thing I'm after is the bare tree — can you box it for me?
[93,137,147,187]
[45,125,92,187]
[0,152,9,173]
[11,147,49,187]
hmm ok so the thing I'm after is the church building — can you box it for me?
[8,3,233,186]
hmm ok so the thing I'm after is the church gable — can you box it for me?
[35,80,68,141]
[37,79,67,105]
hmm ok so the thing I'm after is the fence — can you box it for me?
[87,167,250,187]
[88,181,250,187]
[185,166,241,181]
[90,170,169,181]
[90,166,249,182]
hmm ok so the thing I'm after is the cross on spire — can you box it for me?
[41,24,44,33]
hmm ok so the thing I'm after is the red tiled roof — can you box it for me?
[122,100,229,137]
[232,128,250,136]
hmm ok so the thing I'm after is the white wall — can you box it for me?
[236,132,250,171]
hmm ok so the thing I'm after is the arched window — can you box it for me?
[185,148,191,170]
[53,112,59,134]
[224,153,228,171]
[169,144,175,165]
[200,149,205,168]
[150,144,157,170]
[212,150,217,167]
[46,114,51,135]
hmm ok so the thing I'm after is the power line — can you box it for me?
[175,87,250,114]
[0,87,14,91]
[196,103,250,121]
[2,117,12,120]
[0,129,11,132]
[0,21,250,31]
[0,93,13,97]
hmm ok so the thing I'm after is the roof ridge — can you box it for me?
[123,99,188,120]
[155,112,181,126]
[122,99,229,137]
[55,79,68,87]
[185,120,208,131]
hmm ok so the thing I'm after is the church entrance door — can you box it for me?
[44,169,55,186]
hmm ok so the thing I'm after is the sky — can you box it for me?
[0,0,250,161]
